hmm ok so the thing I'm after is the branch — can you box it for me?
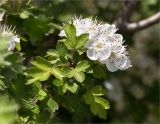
[114,0,160,32]
[126,12,160,32]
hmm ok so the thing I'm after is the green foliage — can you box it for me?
[0,95,19,124]
[84,85,110,119]
[1,0,158,123]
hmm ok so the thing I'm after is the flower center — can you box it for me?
[96,43,103,49]
[110,52,116,59]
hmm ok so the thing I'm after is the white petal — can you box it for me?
[8,41,15,51]
[12,35,20,43]
[113,34,123,43]
[87,49,98,60]
[114,54,128,69]
[112,44,125,54]
[99,48,111,60]
[59,30,66,37]
[106,60,118,72]
[120,58,132,70]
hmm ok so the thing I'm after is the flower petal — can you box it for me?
[113,34,123,43]
[99,47,111,60]
[87,49,98,60]
[106,60,118,72]
[120,58,132,70]
[112,44,125,54]
[114,54,128,69]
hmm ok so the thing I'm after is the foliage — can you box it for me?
[0,0,159,123]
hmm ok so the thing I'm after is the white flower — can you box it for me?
[100,43,132,72]
[8,35,20,51]
[59,17,98,39]
[0,24,20,51]
[86,36,111,60]
[97,24,117,37]
[59,16,132,72]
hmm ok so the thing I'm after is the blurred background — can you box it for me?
[0,0,159,123]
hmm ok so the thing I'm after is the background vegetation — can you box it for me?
[0,0,159,123]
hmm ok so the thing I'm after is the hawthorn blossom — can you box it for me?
[100,43,132,72]
[0,24,20,51]
[8,35,20,51]
[59,17,98,39]
[86,36,111,61]
[59,17,132,72]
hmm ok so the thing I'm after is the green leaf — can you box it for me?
[0,79,6,91]
[67,69,85,83]
[31,56,51,71]
[52,79,64,87]
[75,60,90,72]
[46,49,59,57]
[64,23,76,41]
[0,95,19,124]
[37,90,47,101]
[63,23,76,49]
[91,85,106,96]
[27,67,50,84]
[75,33,89,49]
[50,67,65,80]
[94,96,110,110]
[90,103,107,119]
[20,10,30,19]
[47,98,59,112]
[73,71,85,83]
[65,82,78,93]
[83,86,110,119]
[56,42,68,56]
[15,42,21,51]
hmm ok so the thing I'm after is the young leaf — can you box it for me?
[52,79,64,87]
[47,98,59,112]
[90,103,107,119]
[75,33,89,49]
[75,60,90,72]
[56,42,68,56]
[31,56,51,71]
[94,96,110,110]
[50,67,65,80]
[27,67,50,84]
[65,82,78,93]
[73,71,85,83]
[46,49,59,57]
[64,23,76,41]
[63,23,76,49]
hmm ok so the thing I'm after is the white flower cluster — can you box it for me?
[0,24,20,51]
[59,17,132,72]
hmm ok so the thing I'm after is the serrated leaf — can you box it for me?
[67,69,85,83]
[75,60,90,72]
[46,49,59,57]
[94,96,110,110]
[64,23,76,41]
[74,71,85,83]
[91,85,105,96]
[47,98,59,112]
[31,56,51,71]
[52,79,64,87]
[50,67,65,80]
[27,67,50,84]
[65,83,78,93]
[63,23,76,49]
[75,33,89,49]
[90,103,107,119]
[56,42,67,56]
